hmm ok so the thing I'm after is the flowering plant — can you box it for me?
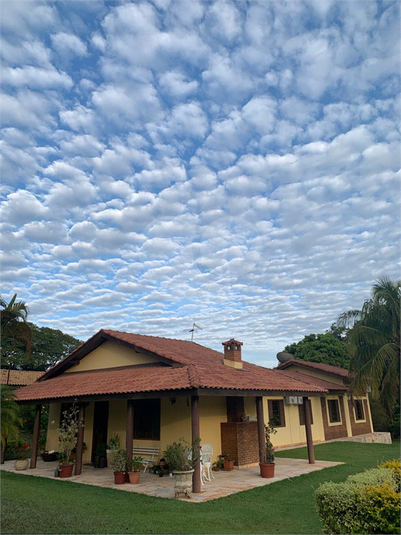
[14,442,31,460]
[57,402,82,465]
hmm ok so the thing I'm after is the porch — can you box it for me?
[0,456,341,502]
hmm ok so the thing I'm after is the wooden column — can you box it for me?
[303,397,315,464]
[74,404,86,475]
[126,400,134,465]
[191,395,201,493]
[30,404,41,469]
[255,396,266,464]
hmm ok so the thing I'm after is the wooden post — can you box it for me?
[126,400,134,465]
[30,404,41,469]
[191,395,201,493]
[303,397,315,464]
[255,396,266,464]
[74,404,86,475]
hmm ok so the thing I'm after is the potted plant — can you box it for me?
[14,442,31,471]
[260,421,277,478]
[106,434,120,467]
[57,403,80,478]
[94,443,107,468]
[128,456,143,484]
[71,442,87,462]
[110,448,128,484]
[164,437,200,498]
[212,457,224,471]
[223,454,235,471]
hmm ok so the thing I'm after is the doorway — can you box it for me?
[91,401,109,462]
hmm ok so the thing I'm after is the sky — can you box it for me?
[0,0,400,368]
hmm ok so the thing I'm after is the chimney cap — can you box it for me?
[222,339,243,347]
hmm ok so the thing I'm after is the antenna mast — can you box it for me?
[189,322,203,342]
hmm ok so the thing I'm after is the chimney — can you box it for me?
[222,339,243,369]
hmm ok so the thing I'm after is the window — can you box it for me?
[268,399,286,427]
[298,403,313,426]
[327,399,341,423]
[133,399,160,440]
[354,399,365,421]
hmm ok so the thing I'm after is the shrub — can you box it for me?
[379,459,401,491]
[316,464,400,534]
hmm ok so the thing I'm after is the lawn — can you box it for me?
[1,441,399,534]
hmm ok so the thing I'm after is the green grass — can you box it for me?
[1,442,399,534]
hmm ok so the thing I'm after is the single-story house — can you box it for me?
[1,369,44,386]
[14,330,372,491]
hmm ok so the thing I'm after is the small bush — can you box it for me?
[316,463,401,534]
[379,459,401,491]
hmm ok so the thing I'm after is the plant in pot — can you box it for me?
[106,434,120,467]
[259,420,277,478]
[110,448,128,484]
[14,442,31,471]
[164,437,200,498]
[223,453,235,471]
[128,456,143,484]
[94,443,107,468]
[57,403,80,478]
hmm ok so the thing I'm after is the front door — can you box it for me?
[91,401,109,462]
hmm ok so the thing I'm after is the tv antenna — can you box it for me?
[189,322,203,342]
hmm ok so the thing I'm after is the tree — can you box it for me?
[1,386,22,463]
[284,332,350,369]
[0,294,32,383]
[1,323,81,371]
[338,277,400,420]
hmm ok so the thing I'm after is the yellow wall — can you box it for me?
[264,396,325,447]
[288,367,346,386]
[65,340,159,373]
[46,403,61,452]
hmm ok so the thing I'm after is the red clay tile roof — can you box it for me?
[275,359,349,379]
[0,369,44,386]
[14,330,329,402]
[275,369,347,392]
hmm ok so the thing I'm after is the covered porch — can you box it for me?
[0,455,340,502]
[23,390,318,494]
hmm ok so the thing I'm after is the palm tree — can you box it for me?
[338,277,400,420]
[0,294,32,384]
[1,385,22,463]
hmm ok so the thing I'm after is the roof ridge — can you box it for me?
[187,363,201,388]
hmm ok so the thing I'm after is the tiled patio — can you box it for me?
[0,457,341,502]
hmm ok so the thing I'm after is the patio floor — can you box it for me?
[0,457,341,502]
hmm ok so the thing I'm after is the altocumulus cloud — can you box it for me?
[0,0,400,366]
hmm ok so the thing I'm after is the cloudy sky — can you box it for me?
[1,0,399,367]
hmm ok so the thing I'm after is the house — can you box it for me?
[275,359,373,440]
[0,369,44,386]
[14,329,372,490]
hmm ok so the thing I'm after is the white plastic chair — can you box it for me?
[201,443,214,482]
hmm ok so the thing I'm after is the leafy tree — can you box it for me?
[0,294,32,381]
[1,386,22,463]
[1,323,81,371]
[338,276,400,420]
[284,332,350,369]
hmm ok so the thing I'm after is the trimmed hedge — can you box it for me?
[316,461,401,534]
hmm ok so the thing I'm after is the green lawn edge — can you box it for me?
[1,441,399,535]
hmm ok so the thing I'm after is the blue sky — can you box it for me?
[1,0,400,368]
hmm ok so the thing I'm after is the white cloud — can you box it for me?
[51,32,88,57]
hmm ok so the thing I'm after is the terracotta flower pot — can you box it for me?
[223,460,234,471]
[14,459,29,471]
[59,463,74,478]
[114,471,126,484]
[259,462,275,478]
[128,471,140,484]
